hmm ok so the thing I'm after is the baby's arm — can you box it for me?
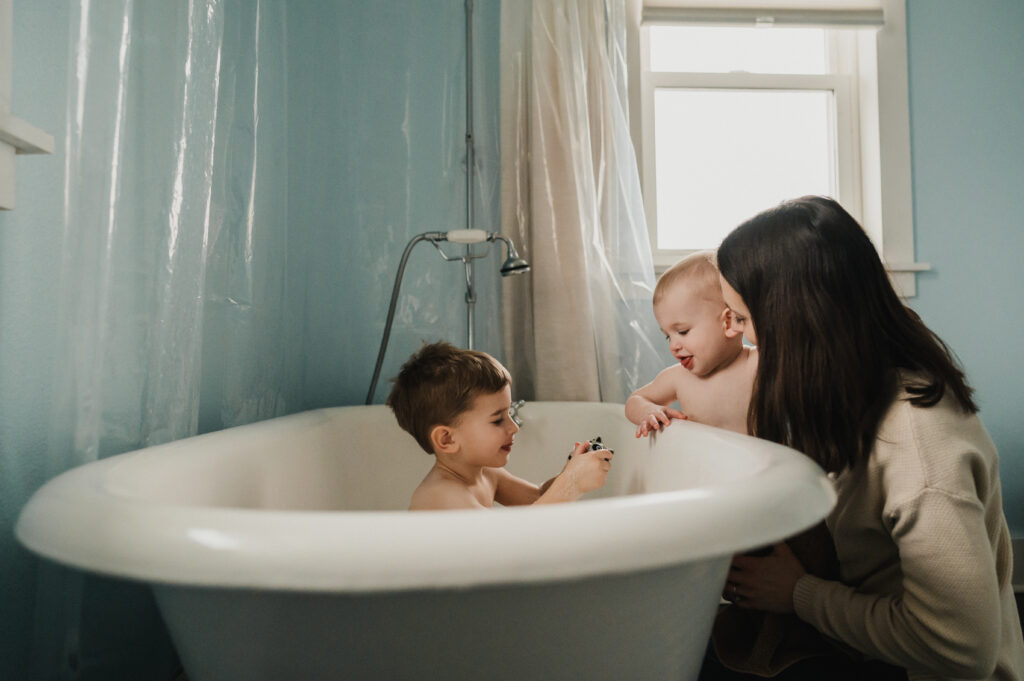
[494,441,612,506]
[625,365,687,437]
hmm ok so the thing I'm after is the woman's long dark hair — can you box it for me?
[717,196,976,473]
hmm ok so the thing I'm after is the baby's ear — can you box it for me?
[430,424,458,454]
[721,308,741,338]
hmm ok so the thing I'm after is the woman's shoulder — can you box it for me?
[877,387,987,445]
[872,386,998,501]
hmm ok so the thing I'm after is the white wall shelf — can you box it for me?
[1,0,54,210]
[0,110,53,155]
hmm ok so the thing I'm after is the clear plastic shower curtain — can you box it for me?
[27,0,502,674]
[50,0,293,470]
[34,1,294,676]
[500,0,663,403]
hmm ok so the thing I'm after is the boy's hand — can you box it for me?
[635,406,687,438]
[563,441,613,494]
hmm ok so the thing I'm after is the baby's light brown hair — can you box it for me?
[653,250,723,306]
[387,341,510,454]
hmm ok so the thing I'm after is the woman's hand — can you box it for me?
[634,405,687,438]
[722,542,807,613]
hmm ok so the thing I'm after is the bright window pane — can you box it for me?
[654,88,835,251]
[649,26,827,74]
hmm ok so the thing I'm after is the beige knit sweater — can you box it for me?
[792,387,1024,681]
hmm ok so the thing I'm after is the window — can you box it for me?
[630,0,926,295]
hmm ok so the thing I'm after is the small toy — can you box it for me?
[569,436,613,461]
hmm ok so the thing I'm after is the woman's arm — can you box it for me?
[789,489,1001,678]
[731,490,1001,676]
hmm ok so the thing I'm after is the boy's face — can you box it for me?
[449,385,519,467]
[653,284,738,377]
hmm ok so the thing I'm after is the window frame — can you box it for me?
[626,0,927,296]
[642,60,861,264]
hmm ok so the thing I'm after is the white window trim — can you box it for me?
[626,0,927,297]
[642,70,859,268]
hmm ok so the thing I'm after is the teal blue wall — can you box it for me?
[282,0,503,411]
[1,3,70,679]
[905,0,1024,533]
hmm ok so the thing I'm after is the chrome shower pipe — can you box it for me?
[464,0,476,350]
[365,231,444,405]
[464,0,475,241]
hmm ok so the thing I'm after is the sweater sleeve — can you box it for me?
[792,487,1002,678]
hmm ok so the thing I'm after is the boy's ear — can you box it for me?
[430,424,458,455]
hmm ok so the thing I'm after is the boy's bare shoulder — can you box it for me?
[408,467,492,511]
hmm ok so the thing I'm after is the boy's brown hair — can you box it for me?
[387,341,510,454]
[653,249,722,306]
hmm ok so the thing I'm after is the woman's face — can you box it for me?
[719,275,757,346]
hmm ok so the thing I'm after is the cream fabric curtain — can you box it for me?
[499,0,663,403]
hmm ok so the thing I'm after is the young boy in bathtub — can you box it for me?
[388,341,612,510]
[625,250,757,437]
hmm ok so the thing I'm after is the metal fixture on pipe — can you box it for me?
[364,231,529,405]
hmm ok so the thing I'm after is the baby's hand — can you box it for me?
[635,406,687,438]
[563,441,613,494]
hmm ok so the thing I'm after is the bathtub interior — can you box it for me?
[102,407,432,511]
[101,401,771,512]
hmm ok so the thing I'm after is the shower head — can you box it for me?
[500,254,530,276]
[494,236,530,276]
[423,231,530,275]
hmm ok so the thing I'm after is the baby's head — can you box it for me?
[653,250,742,376]
[387,341,511,454]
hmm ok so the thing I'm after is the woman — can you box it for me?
[713,196,1023,680]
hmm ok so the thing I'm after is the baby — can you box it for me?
[626,250,757,436]
[388,341,612,510]
[628,255,839,676]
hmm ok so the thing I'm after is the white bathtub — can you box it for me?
[17,402,834,681]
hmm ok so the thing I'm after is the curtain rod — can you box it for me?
[641,8,884,27]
